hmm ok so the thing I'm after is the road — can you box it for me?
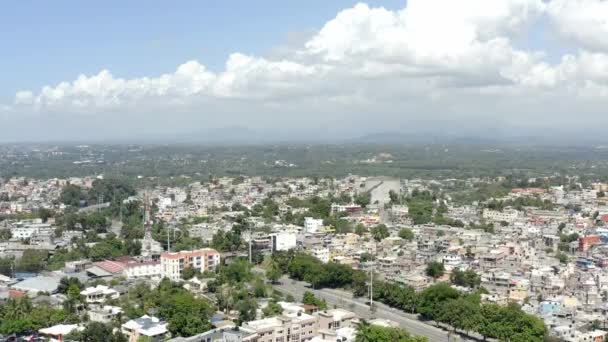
[273,276,466,342]
[364,177,400,205]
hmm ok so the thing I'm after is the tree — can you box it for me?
[355,193,371,208]
[236,296,258,325]
[0,298,68,335]
[17,249,48,273]
[398,228,414,241]
[438,298,481,335]
[450,269,480,288]
[302,291,327,310]
[77,322,127,342]
[417,283,459,321]
[355,224,368,236]
[182,266,199,280]
[425,262,445,280]
[388,190,400,205]
[266,260,281,284]
[355,321,428,342]
[219,258,252,284]
[556,252,569,264]
[0,229,11,241]
[478,304,546,341]
[371,224,389,242]
[360,252,373,263]
[60,184,86,207]
[263,300,283,317]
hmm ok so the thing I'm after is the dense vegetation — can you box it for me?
[355,321,428,342]
[5,143,608,182]
[273,252,547,342]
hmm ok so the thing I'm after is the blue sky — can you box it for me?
[0,0,404,101]
[2,0,608,142]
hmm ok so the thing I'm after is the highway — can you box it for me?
[272,276,472,342]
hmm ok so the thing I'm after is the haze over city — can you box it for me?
[2,0,608,142]
[7,2,608,342]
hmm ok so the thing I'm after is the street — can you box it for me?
[272,276,469,342]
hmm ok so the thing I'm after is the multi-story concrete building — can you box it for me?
[316,309,357,331]
[242,312,317,342]
[482,209,519,224]
[123,261,161,279]
[270,231,297,252]
[160,248,220,281]
[304,217,324,233]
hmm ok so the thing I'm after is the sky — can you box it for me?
[2,0,608,142]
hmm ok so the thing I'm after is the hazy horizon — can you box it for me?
[3,1,608,142]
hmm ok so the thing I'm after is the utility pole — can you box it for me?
[167,227,171,253]
[370,254,373,311]
[249,223,253,263]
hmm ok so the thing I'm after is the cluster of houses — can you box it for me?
[6,174,608,341]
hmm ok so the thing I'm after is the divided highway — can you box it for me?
[272,276,472,342]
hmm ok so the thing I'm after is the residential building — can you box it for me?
[270,231,297,252]
[166,327,257,342]
[89,305,123,323]
[316,309,357,331]
[123,261,161,279]
[304,217,324,233]
[80,285,119,304]
[242,311,317,342]
[122,315,168,342]
[160,248,220,281]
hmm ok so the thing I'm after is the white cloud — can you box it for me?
[6,0,608,141]
[547,0,608,52]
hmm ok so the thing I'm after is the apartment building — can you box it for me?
[482,209,519,223]
[242,312,317,342]
[316,309,357,331]
[160,248,220,281]
[123,261,161,279]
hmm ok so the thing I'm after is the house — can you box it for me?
[11,275,61,295]
[39,324,83,341]
[122,315,168,342]
[89,305,123,323]
[86,260,127,278]
[80,285,119,304]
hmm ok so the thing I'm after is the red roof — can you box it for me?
[161,248,220,260]
[9,289,26,298]
[94,260,126,274]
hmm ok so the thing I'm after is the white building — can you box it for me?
[442,255,463,271]
[11,223,52,240]
[122,315,168,342]
[304,217,324,233]
[482,209,519,223]
[160,248,220,281]
[311,247,330,263]
[123,261,161,279]
[270,231,297,251]
[89,305,123,323]
[242,311,317,342]
[80,285,119,304]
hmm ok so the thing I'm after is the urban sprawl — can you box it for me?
[2,169,608,342]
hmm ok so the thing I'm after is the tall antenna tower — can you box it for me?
[141,190,154,259]
[143,191,152,240]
